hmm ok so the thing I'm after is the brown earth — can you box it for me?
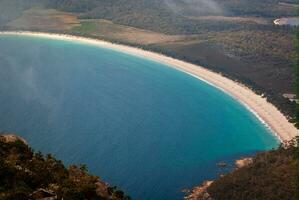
[7,8,80,31]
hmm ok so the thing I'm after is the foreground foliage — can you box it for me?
[0,135,130,200]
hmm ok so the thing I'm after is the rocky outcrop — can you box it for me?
[0,134,28,144]
[184,181,213,200]
[185,157,253,200]
[235,157,253,168]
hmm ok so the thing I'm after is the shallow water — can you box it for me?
[0,35,279,200]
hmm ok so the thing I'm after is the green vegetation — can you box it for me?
[1,0,298,34]
[72,21,97,33]
[297,139,299,200]
[296,29,299,128]
[296,12,299,199]
[218,0,297,17]
[0,135,130,200]
[206,139,298,200]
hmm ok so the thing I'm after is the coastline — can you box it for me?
[0,31,297,142]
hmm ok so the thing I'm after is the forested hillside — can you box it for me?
[206,140,298,200]
[296,30,299,128]
[1,0,298,33]
[46,0,298,34]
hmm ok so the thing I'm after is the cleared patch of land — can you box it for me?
[71,19,187,45]
[7,8,80,31]
[7,10,187,45]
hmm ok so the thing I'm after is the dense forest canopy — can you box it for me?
[206,139,298,200]
[0,0,298,33]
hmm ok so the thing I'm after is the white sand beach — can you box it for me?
[1,31,297,142]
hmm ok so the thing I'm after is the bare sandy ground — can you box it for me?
[0,31,297,142]
[274,17,299,26]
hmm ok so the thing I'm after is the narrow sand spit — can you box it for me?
[1,31,297,142]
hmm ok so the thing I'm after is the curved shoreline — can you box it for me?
[0,31,297,142]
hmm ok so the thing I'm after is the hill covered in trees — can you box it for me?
[296,31,299,128]
[0,0,297,34]
[0,134,130,200]
[185,139,298,200]
[207,140,298,200]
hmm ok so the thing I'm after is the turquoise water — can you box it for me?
[0,35,279,199]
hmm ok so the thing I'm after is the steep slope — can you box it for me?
[185,139,298,200]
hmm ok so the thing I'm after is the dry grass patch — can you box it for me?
[7,8,80,31]
[72,19,187,45]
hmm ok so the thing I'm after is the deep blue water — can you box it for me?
[0,35,279,200]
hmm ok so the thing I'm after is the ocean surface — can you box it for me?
[0,35,279,200]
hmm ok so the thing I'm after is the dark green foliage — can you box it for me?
[1,0,297,34]
[218,0,297,17]
[0,0,44,25]
[45,0,95,13]
[45,0,297,33]
[107,186,131,200]
[296,29,299,128]
[0,137,130,200]
[207,141,298,200]
[296,8,299,197]
[296,137,299,200]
